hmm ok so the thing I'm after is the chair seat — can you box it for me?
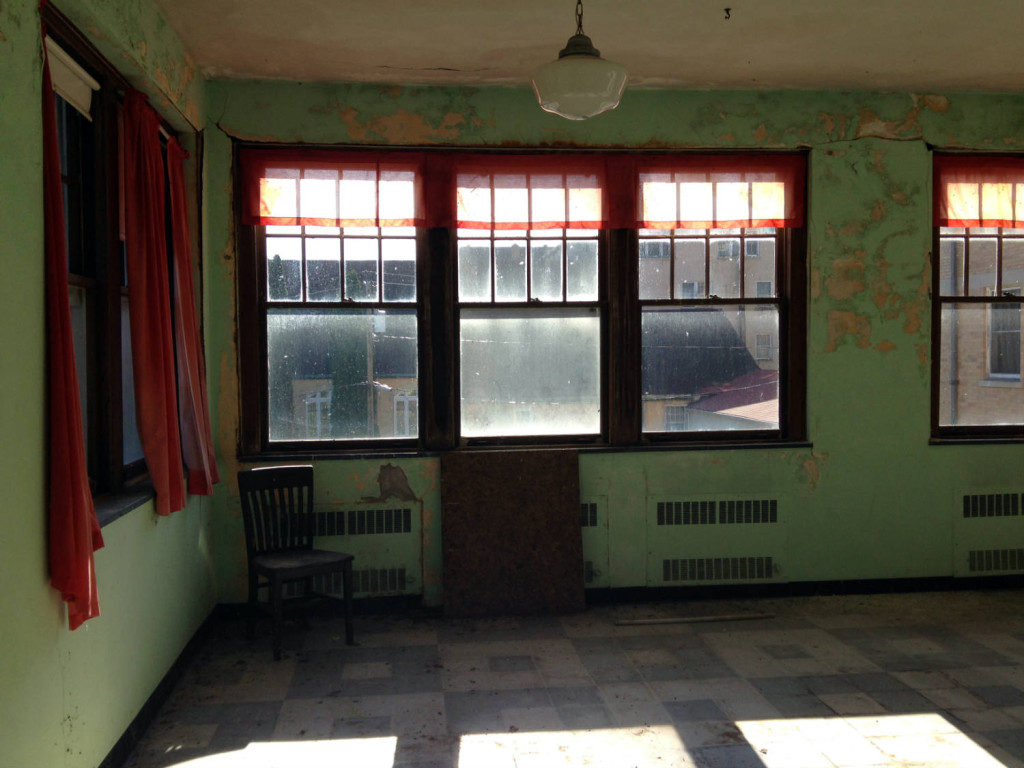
[254,549,353,581]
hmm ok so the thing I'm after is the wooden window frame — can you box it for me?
[236,147,807,456]
[45,6,148,497]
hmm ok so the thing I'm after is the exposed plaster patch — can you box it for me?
[915,342,929,367]
[825,310,872,352]
[138,41,147,60]
[825,251,867,300]
[870,256,896,312]
[875,340,896,352]
[871,200,888,221]
[803,450,830,490]
[855,95,947,141]
[753,123,768,142]
[901,256,930,335]
[337,106,466,144]
[719,133,736,143]
[819,113,849,140]
[361,464,417,503]
[810,267,822,300]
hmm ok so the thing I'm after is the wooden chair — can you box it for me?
[238,465,354,659]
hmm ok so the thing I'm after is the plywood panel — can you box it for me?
[441,449,584,617]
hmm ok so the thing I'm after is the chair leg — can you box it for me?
[247,571,258,641]
[271,574,283,661]
[343,560,355,645]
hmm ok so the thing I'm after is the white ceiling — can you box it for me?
[153,0,1024,93]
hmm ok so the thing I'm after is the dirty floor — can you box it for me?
[123,589,1024,767]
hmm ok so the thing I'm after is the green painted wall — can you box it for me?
[203,78,1024,599]
[0,1,216,766]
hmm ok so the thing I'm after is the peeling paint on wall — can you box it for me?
[825,310,873,352]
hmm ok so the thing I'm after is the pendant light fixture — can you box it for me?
[531,0,628,120]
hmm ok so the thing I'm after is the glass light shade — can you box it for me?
[532,53,628,120]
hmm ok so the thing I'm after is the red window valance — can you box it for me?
[453,155,610,231]
[934,155,1024,229]
[240,149,427,228]
[637,154,806,229]
[241,150,806,231]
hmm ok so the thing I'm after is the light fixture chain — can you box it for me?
[575,0,585,35]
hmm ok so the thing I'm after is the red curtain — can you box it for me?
[123,91,185,517]
[42,39,104,629]
[934,155,1024,229]
[168,139,220,495]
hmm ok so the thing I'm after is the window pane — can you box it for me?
[530,240,563,300]
[460,307,600,437]
[938,236,965,296]
[968,238,997,296]
[306,237,341,302]
[674,239,705,298]
[1004,237,1024,290]
[494,241,527,301]
[344,237,379,301]
[566,240,598,301]
[121,297,144,464]
[639,239,671,300]
[382,238,416,302]
[709,238,741,298]
[458,240,492,301]
[266,236,302,300]
[267,309,418,441]
[69,285,89,468]
[744,237,776,298]
[642,306,779,432]
[990,302,1021,375]
[939,302,1024,426]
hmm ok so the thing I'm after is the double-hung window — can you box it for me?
[238,150,806,453]
[455,162,603,440]
[240,151,422,448]
[46,16,145,496]
[934,155,1024,435]
[636,157,805,436]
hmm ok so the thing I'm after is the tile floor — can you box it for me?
[123,589,1024,768]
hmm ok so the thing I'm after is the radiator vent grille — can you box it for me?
[657,499,778,526]
[968,549,1024,572]
[346,508,412,535]
[963,494,1021,518]
[281,567,408,596]
[663,556,774,582]
[313,510,347,536]
[581,502,598,528]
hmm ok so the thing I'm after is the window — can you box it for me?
[636,158,802,436]
[238,150,806,452]
[245,154,421,445]
[933,155,1024,435]
[46,18,145,495]
[456,167,601,439]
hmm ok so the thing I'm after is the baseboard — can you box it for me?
[584,574,1024,605]
[98,611,217,768]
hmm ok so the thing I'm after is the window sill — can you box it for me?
[930,435,1024,446]
[978,377,1022,388]
[239,440,813,462]
[94,482,155,528]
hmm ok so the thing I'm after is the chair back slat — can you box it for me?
[238,465,316,557]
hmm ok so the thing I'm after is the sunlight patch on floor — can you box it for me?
[161,736,397,767]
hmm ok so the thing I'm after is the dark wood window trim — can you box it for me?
[235,145,808,456]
